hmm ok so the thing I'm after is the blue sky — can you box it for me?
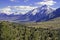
[0,0,60,8]
[0,0,38,8]
[0,0,60,15]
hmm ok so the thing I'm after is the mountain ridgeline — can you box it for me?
[0,5,60,22]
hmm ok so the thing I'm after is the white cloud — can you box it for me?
[10,0,19,2]
[0,6,37,15]
[44,0,52,1]
[10,0,15,1]
[0,7,12,15]
[24,0,28,2]
[10,0,28,2]
[36,0,56,6]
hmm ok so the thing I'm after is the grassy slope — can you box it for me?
[24,17,60,29]
[0,17,60,40]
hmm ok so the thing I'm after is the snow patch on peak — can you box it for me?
[31,5,54,15]
[32,8,39,15]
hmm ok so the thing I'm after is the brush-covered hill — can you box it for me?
[24,17,60,29]
[0,19,60,40]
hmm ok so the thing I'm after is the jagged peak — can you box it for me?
[31,5,53,15]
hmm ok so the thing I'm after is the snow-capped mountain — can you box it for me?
[0,5,60,22]
[21,5,54,22]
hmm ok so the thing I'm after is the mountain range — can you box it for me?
[0,5,60,22]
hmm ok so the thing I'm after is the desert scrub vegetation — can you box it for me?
[0,21,60,40]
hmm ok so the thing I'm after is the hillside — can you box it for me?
[24,17,60,29]
[0,18,60,40]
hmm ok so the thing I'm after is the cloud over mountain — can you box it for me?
[0,6,37,15]
[36,0,56,6]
